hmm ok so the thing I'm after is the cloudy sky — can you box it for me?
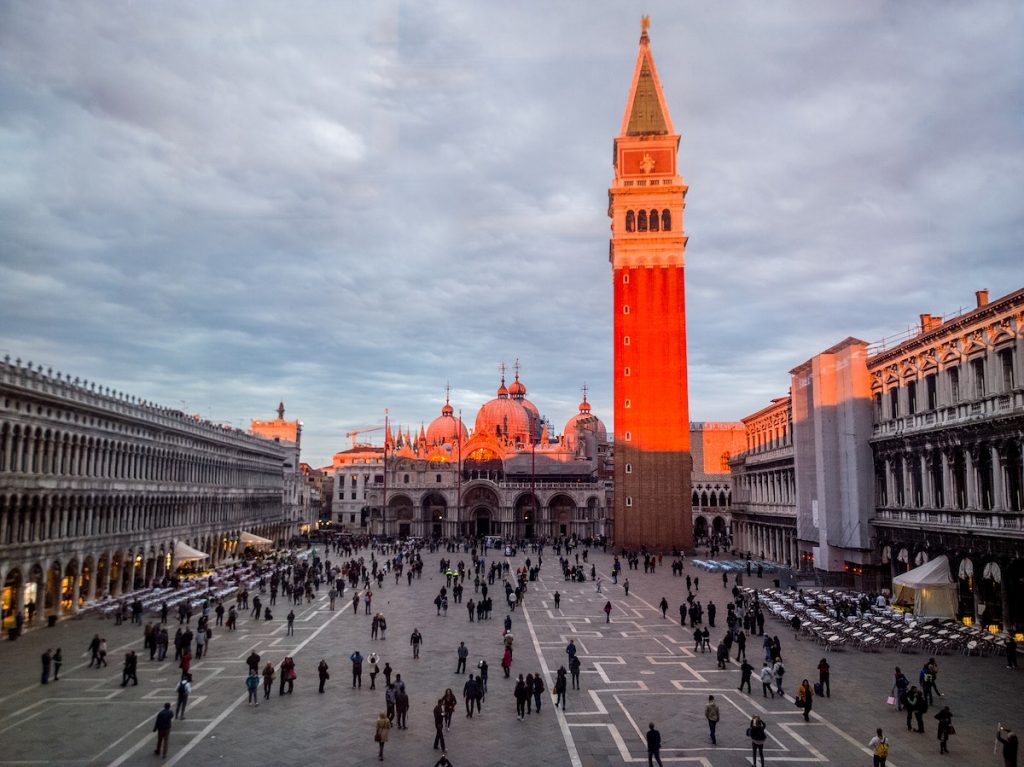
[1,1,1021,467]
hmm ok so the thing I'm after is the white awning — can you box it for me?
[240,531,274,547]
[173,541,210,565]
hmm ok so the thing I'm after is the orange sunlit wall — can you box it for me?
[610,22,693,550]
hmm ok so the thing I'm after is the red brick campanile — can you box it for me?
[610,20,693,550]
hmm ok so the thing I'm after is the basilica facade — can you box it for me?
[331,372,612,541]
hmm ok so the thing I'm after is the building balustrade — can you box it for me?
[873,389,1023,439]
[874,505,1024,532]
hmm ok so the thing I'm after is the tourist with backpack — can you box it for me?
[868,727,889,766]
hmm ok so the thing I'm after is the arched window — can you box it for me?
[649,209,659,231]
[637,210,648,232]
[625,210,635,232]
[661,209,671,231]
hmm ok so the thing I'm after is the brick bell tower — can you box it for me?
[610,18,693,550]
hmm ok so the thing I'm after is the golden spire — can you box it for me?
[641,15,651,38]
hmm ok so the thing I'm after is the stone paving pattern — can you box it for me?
[1,545,1021,766]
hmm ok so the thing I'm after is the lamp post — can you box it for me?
[382,408,388,538]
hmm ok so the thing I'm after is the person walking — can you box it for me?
[456,641,468,674]
[41,649,52,685]
[658,597,668,618]
[368,652,380,690]
[569,654,581,690]
[739,659,753,694]
[175,674,192,719]
[760,663,775,699]
[442,688,457,729]
[410,628,423,659]
[433,699,447,750]
[318,659,330,693]
[868,727,889,767]
[52,648,62,681]
[646,722,663,767]
[286,610,295,636]
[772,657,785,696]
[395,685,409,729]
[121,650,139,687]
[514,674,529,720]
[817,658,831,697]
[462,674,480,718]
[736,630,747,661]
[502,646,513,678]
[374,711,391,761]
[797,678,813,722]
[153,702,174,758]
[892,667,909,711]
[246,670,260,706]
[748,715,767,767]
[350,650,364,688]
[935,706,953,754]
[478,659,489,696]
[262,661,275,700]
[554,666,567,710]
[533,672,544,713]
[705,695,720,745]
[603,600,612,623]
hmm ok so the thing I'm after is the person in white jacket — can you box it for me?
[760,663,775,698]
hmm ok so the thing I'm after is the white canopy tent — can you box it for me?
[240,531,274,548]
[173,541,210,568]
[892,554,958,620]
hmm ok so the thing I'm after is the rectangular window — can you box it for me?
[907,381,917,415]
[926,374,937,410]
[436,474,442,483]
[625,496,633,507]
[622,273,630,284]
[350,514,356,523]
[623,305,630,314]
[624,367,630,377]
[625,463,632,474]
[624,399,631,409]
[1000,348,1015,390]
[889,388,899,419]
[873,393,882,421]
[949,367,960,403]
[350,492,356,500]
[971,358,985,397]
[624,431,632,441]
[623,336,630,346]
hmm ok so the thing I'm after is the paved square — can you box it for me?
[1,545,1020,766]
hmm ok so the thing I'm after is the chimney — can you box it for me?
[919,313,942,334]
[975,289,989,308]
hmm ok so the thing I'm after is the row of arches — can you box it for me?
[692,489,730,508]
[374,486,604,539]
[625,208,671,233]
[0,524,284,627]
[0,420,280,487]
[0,492,283,546]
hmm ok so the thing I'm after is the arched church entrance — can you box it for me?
[422,493,447,539]
[463,485,499,538]
[473,508,492,537]
[514,493,541,540]
[388,495,415,538]
[549,494,576,538]
[694,515,708,540]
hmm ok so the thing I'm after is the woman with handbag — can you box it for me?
[374,711,391,761]
[797,679,813,722]
[935,706,953,754]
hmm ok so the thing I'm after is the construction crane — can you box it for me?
[346,425,385,448]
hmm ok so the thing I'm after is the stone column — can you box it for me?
[922,453,935,509]
[965,449,978,509]
[992,445,1006,511]
[71,571,81,614]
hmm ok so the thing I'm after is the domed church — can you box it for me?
[335,364,612,540]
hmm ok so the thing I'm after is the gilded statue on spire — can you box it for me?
[641,15,651,36]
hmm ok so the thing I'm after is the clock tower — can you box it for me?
[610,20,693,550]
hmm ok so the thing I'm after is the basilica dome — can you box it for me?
[475,378,534,443]
[507,370,541,438]
[426,397,468,445]
[563,394,607,445]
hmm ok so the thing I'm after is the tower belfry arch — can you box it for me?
[610,19,693,549]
